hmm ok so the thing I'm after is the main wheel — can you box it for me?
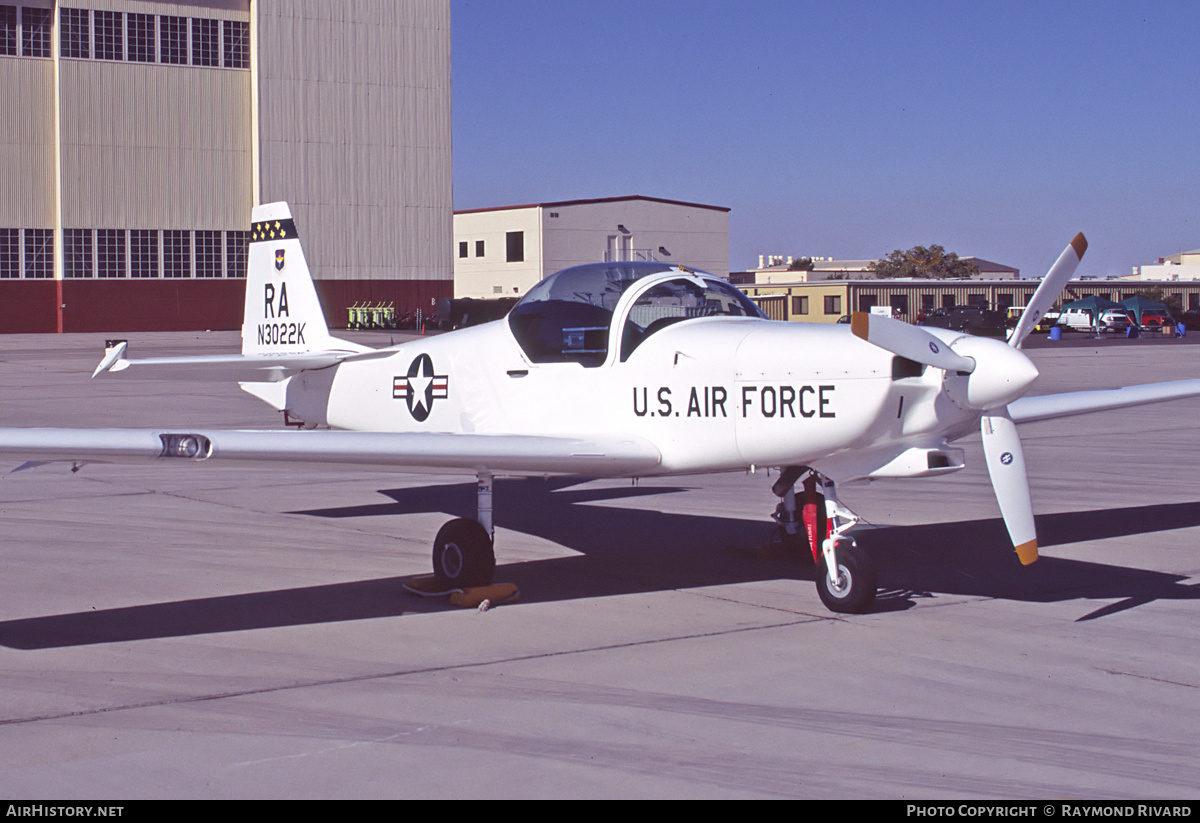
[432,518,495,589]
[815,543,877,614]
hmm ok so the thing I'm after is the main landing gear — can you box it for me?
[430,472,497,590]
[772,466,877,614]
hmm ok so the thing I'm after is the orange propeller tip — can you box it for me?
[850,312,869,340]
[1015,540,1038,565]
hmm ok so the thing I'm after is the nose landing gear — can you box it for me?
[773,467,877,614]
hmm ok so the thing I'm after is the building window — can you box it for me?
[131,230,158,278]
[163,230,190,278]
[226,231,249,278]
[921,294,935,312]
[223,19,248,68]
[191,17,218,67]
[0,228,18,278]
[97,230,125,278]
[24,229,52,278]
[889,294,908,316]
[791,295,808,316]
[506,231,524,263]
[195,231,222,278]
[64,229,93,278]
[59,7,89,58]
[824,295,841,315]
[1,6,16,57]
[857,295,877,313]
[942,294,955,309]
[160,16,186,64]
[21,6,50,57]
[127,13,155,62]
[475,240,484,257]
[94,10,122,60]
[458,241,468,258]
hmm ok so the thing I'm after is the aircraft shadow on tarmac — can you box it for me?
[1,479,1197,649]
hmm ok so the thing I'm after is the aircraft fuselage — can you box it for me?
[292,316,976,477]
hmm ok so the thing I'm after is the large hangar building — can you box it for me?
[1,0,452,333]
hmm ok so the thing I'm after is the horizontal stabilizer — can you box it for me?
[94,351,359,382]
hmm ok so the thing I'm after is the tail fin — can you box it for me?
[243,202,354,356]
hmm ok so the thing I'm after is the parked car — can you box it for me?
[923,305,1006,337]
[1056,307,1101,331]
[1135,308,1173,330]
[1097,309,1132,333]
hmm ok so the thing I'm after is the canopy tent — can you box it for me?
[1120,295,1173,327]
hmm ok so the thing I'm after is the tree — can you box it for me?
[869,244,980,279]
[788,257,814,271]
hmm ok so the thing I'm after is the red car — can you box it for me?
[1136,309,1173,330]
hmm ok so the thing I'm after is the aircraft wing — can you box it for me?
[0,428,662,477]
[1009,378,1200,424]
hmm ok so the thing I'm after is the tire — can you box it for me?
[432,518,495,589]
[815,543,877,614]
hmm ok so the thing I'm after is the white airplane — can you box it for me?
[4,202,1200,614]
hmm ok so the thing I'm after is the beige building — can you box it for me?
[1,0,452,332]
[453,195,730,299]
[741,279,1200,324]
[1132,249,1200,281]
[745,255,1017,285]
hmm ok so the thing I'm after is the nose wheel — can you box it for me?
[815,541,876,614]
[773,467,877,614]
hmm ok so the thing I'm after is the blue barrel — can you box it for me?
[1049,326,1062,341]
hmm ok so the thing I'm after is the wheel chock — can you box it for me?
[403,575,520,608]
[402,574,457,597]
[449,583,519,609]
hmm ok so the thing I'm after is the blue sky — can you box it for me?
[451,0,1198,279]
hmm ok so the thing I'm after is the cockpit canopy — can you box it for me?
[508,262,765,366]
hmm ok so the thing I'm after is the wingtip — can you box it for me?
[1071,233,1088,260]
[1015,540,1039,565]
[850,312,870,341]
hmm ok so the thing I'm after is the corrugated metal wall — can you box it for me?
[0,57,55,226]
[256,0,453,282]
[58,59,252,229]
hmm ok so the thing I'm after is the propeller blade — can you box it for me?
[850,312,976,374]
[1009,233,1088,348]
[981,409,1038,564]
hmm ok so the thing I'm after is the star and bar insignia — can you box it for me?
[393,354,448,422]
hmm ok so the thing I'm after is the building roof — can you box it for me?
[454,194,731,215]
[962,257,1019,275]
